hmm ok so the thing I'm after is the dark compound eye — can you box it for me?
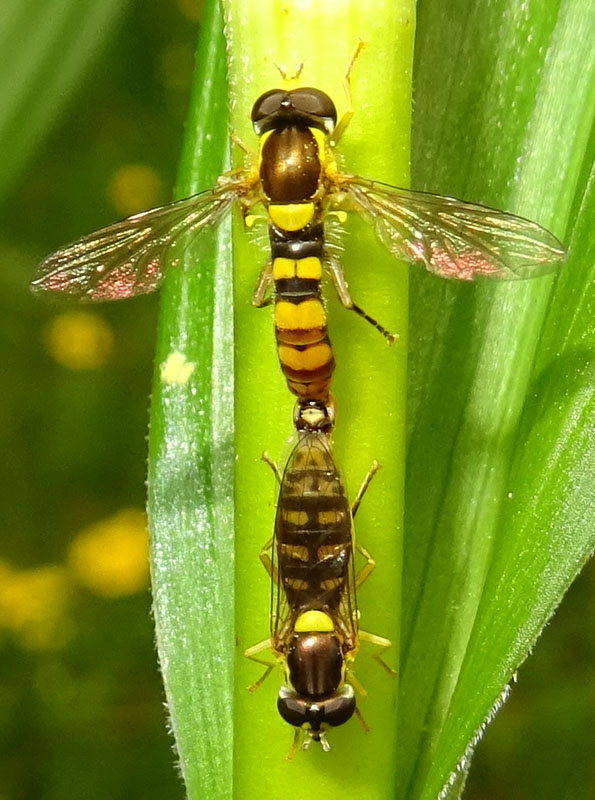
[319,686,356,728]
[277,685,356,732]
[251,89,285,124]
[287,88,337,126]
[277,688,310,728]
[251,87,337,135]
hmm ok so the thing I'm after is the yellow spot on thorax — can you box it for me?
[295,609,334,633]
[269,202,315,231]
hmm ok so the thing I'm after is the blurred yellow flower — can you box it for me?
[156,43,194,91]
[0,560,72,650]
[177,0,202,22]
[68,508,149,598]
[108,163,162,217]
[45,310,114,370]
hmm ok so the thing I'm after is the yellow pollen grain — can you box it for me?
[160,351,195,385]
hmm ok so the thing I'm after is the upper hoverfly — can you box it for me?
[31,57,565,404]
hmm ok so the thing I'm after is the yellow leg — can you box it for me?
[261,451,282,485]
[359,629,397,677]
[354,704,371,733]
[346,667,368,697]
[354,541,376,590]
[330,39,366,146]
[351,460,381,518]
[286,728,302,760]
[244,638,278,692]
[258,535,277,583]
[252,262,274,307]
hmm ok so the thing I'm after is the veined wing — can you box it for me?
[31,173,252,300]
[335,175,566,280]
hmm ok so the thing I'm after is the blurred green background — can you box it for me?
[0,1,592,799]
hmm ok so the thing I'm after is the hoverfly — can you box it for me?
[31,58,565,405]
[245,399,393,753]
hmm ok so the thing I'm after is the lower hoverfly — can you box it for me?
[31,49,566,405]
[245,400,394,753]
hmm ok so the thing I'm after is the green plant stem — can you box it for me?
[148,1,233,798]
[223,1,414,797]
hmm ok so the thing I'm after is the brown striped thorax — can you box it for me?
[32,57,565,407]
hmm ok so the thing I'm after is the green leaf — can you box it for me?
[147,1,233,798]
[397,1,595,797]
[0,0,131,201]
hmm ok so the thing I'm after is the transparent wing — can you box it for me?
[335,175,566,280]
[31,174,250,300]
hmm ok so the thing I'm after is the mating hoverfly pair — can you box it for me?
[31,49,565,753]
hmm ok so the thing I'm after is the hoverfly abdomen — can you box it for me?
[276,431,352,611]
[270,222,335,401]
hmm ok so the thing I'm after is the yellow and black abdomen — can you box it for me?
[271,226,334,401]
[259,125,335,400]
[276,432,352,612]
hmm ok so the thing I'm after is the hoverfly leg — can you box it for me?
[354,541,376,590]
[252,262,274,308]
[359,629,397,677]
[346,667,367,697]
[354,704,371,734]
[351,303,399,344]
[230,130,251,155]
[244,638,277,692]
[287,728,302,760]
[327,256,398,343]
[331,39,366,146]
[257,536,277,583]
[351,460,381,518]
[261,452,282,485]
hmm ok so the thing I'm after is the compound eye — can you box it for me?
[320,686,356,728]
[277,688,308,728]
[251,89,285,124]
[289,88,337,127]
